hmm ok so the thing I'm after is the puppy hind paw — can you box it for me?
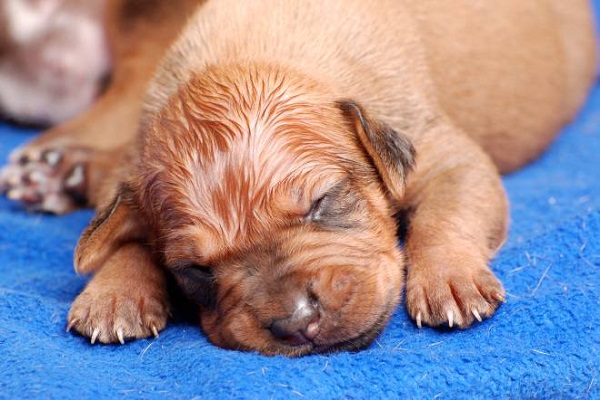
[405,267,505,329]
[0,146,92,213]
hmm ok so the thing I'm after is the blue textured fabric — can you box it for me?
[1,7,600,400]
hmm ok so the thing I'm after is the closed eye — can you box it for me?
[304,180,364,229]
[169,262,216,307]
[180,264,213,280]
[306,193,329,221]
[170,261,213,278]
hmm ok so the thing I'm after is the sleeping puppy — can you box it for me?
[0,0,596,356]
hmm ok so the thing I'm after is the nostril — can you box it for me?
[270,296,321,346]
[303,314,320,341]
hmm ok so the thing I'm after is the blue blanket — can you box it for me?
[1,9,599,400]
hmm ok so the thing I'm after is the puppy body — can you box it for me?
[1,0,596,355]
[149,0,595,171]
[411,0,597,171]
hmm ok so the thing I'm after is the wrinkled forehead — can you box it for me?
[185,121,348,230]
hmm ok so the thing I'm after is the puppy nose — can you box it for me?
[270,295,320,346]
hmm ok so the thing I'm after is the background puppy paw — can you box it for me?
[405,263,505,329]
[67,280,169,344]
[0,145,92,213]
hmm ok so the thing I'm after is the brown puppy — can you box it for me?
[0,0,596,356]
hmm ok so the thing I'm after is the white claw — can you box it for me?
[91,328,100,344]
[493,293,507,303]
[65,164,84,188]
[116,328,125,345]
[43,150,62,167]
[416,312,422,329]
[41,193,70,214]
[151,325,159,338]
[472,308,483,322]
[447,310,454,328]
[28,170,46,184]
[7,188,24,200]
[66,319,77,332]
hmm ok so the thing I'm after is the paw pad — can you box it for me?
[1,146,92,213]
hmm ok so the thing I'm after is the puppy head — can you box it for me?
[78,64,415,356]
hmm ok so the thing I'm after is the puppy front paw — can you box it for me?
[405,262,505,329]
[0,146,91,213]
[67,280,169,344]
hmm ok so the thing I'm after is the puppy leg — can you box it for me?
[403,123,507,329]
[67,242,169,344]
[67,182,169,343]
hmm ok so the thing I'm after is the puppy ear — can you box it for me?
[338,100,416,201]
[74,183,147,275]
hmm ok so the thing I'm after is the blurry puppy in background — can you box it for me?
[0,0,596,356]
[0,0,109,125]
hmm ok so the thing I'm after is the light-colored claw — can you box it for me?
[91,328,100,344]
[66,319,78,332]
[447,310,454,328]
[116,328,125,345]
[7,188,24,200]
[43,150,62,167]
[65,164,84,188]
[416,312,422,329]
[151,325,160,338]
[493,293,506,303]
[472,309,482,322]
[28,170,47,184]
[41,193,71,214]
